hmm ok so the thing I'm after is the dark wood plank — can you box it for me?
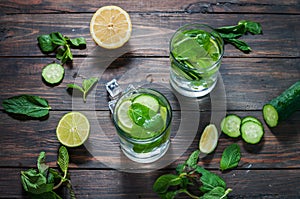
[0,57,299,111]
[1,0,299,14]
[0,14,300,57]
[0,110,299,169]
[1,168,300,198]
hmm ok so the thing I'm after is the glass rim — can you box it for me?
[169,23,224,72]
[112,87,172,143]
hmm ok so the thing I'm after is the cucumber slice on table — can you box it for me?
[133,94,159,112]
[221,114,241,138]
[42,63,64,84]
[241,121,264,144]
[242,116,262,126]
[263,81,300,127]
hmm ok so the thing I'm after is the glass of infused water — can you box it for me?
[169,24,224,97]
[112,87,172,163]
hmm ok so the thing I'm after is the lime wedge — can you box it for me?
[117,100,134,131]
[199,124,219,154]
[133,94,159,112]
[56,112,90,147]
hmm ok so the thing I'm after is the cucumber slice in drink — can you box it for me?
[42,63,64,84]
[241,121,264,144]
[133,94,159,112]
[242,116,262,126]
[221,115,241,138]
[116,100,134,131]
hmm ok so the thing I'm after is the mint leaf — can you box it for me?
[153,174,182,194]
[37,152,48,175]
[67,83,84,93]
[226,38,251,53]
[57,146,69,174]
[67,37,87,48]
[2,95,51,118]
[195,166,226,193]
[82,77,98,102]
[239,20,262,35]
[67,77,98,102]
[37,34,58,53]
[201,186,232,199]
[50,32,67,46]
[20,169,54,195]
[220,143,241,171]
[185,150,200,168]
[128,103,152,126]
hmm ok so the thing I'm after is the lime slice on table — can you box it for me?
[199,124,219,154]
[42,63,64,84]
[117,100,134,131]
[132,94,159,112]
[56,112,90,147]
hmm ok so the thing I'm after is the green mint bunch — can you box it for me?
[20,146,75,199]
[153,150,232,199]
[37,32,86,64]
[215,20,262,53]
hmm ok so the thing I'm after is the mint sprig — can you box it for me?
[153,150,232,199]
[215,20,262,53]
[37,32,86,64]
[67,77,98,102]
[20,146,75,199]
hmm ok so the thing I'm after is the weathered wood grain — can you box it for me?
[0,57,299,111]
[0,14,300,57]
[0,110,299,169]
[1,0,299,14]
[1,168,300,198]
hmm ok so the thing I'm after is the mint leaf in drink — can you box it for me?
[220,143,241,171]
[128,103,151,126]
[67,77,98,102]
[2,95,51,118]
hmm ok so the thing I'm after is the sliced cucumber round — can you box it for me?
[242,116,262,126]
[132,94,159,112]
[241,121,264,144]
[221,114,241,138]
[42,63,64,84]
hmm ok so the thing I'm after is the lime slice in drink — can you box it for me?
[42,63,64,84]
[133,94,159,112]
[56,112,90,147]
[117,100,134,131]
[199,124,218,154]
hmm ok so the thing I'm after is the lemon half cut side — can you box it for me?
[90,5,132,49]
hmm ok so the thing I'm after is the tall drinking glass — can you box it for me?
[169,24,224,97]
[112,88,172,163]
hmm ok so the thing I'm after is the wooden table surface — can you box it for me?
[1,1,300,198]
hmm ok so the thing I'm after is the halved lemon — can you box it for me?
[90,5,132,49]
[56,112,90,147]
[199,124,219,154]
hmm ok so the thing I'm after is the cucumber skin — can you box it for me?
[263,81,300,127]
